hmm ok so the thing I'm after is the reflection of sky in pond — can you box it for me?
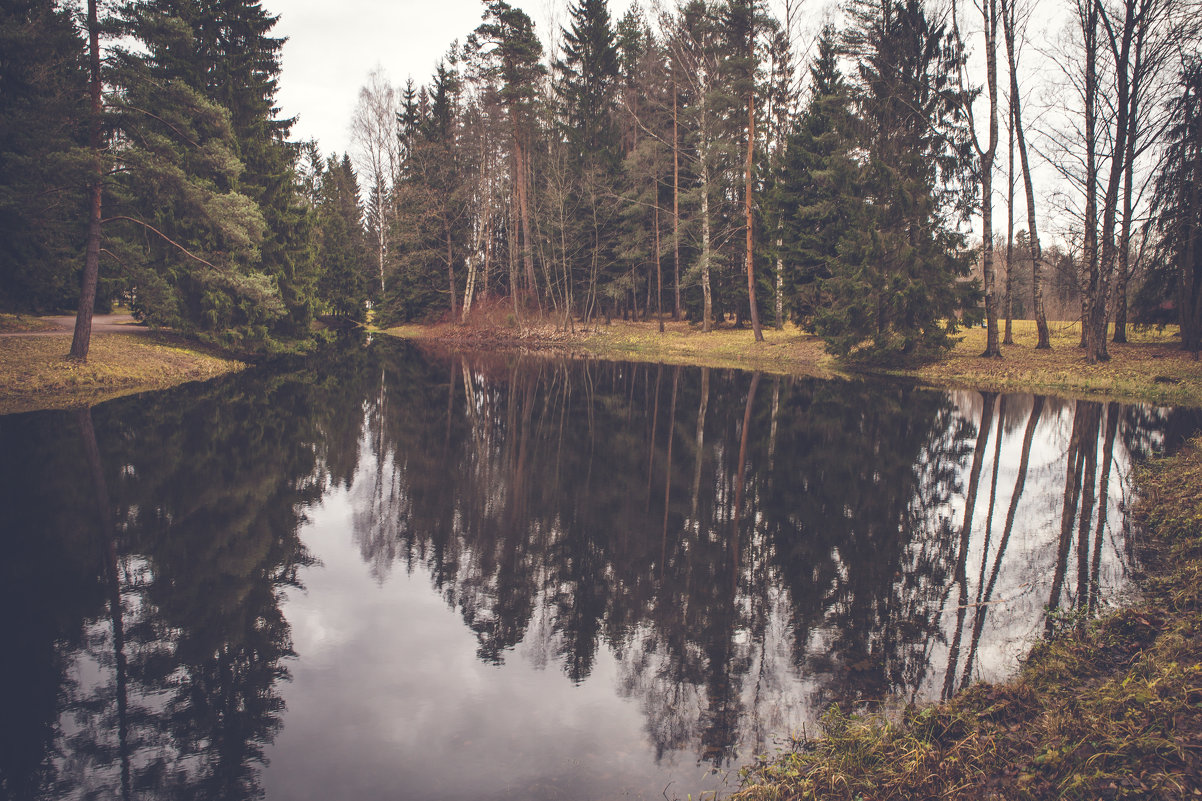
[2,342,1195,801]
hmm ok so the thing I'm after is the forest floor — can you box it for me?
[0,313,244,415]
[385,316,1202,406]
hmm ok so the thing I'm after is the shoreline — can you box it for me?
[382,318,1202,408]
[4,314,1200,796]
[380,317,1202,799]
[731,434,1202,800]
[0,328,245,416]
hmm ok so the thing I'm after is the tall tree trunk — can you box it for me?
[673,87,682,321]
[1089,0,1138,362]
[1080,0,1103,362]
[71,0,104,362]
[745,92,763,341]
[446,223,457,319]
[699,85,714,333]
[1004,103,1015,345]
[655,189,664,333]
[1113,7,1147,345]
[1002,0,1050,348]
[516,138,537,307]
[978,0,1002,358]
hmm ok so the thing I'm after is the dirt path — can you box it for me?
[0,314,149,337]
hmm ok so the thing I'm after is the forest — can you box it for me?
[1,0,1201,361]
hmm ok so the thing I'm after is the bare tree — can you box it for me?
[1001,0,1051,348]
[350,67,399,298]
[956,0,1004,358]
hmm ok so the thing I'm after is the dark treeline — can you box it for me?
[2,0,1200,359]
[352,0,981,359]
[346,0,1202,361]
[0,0,368,353]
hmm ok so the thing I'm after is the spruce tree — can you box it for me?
[1140,61,1202,354]
[774,26,857,328]
[815,0,978,359]
[316,155,370,321]
[0,0,90,313]
[556,0,623,320]
[106,0,280,341]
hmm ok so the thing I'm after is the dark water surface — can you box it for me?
[2,340,1199,801]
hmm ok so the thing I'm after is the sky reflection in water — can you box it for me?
[1,340,1196,800]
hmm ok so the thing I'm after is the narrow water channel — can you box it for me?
[2,340,1197,800]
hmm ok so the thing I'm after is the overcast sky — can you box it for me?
[268,0,637,159]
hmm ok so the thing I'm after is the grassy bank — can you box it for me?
[732,436,1202,800]
[384,318,1202,406]
[0,333,244,415]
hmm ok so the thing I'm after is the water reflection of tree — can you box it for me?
[352,352,994,768]
[0,342,376,800]
[344,347,1202,771]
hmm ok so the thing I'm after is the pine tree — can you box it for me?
[0,0,90,313]
[206,0,318,338]
[774,26,857,328]
[556,0,624,322]
[316,155,370,320]
[815,0,978,359]
[1140,61,1202,354]
[106,0,281,341]
[557,0,621,162]
[472,1,545,309]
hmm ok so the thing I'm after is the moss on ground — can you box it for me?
[732,436,1202,800]
[0,333,244,414]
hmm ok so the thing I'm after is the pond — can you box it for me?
[2,339,1198,800]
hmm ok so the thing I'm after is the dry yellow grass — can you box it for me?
[388,316,1202,405]
[0,334,244,415]
[898,320,1202,406]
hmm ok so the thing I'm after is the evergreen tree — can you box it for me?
[316,155,370,320]
[390,59,470,321]
[556,0,621,162]
[774,26,857,328]
[0,0,90,313]
[106,0,281,342]
[814,0,978,359]
[472,1,545,307]
[205,0,318,338]
[1140,60,1202,354]
[555,0,624,321]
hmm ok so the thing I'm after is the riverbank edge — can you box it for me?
[382,319,1202,799]
[731,435,1202,800]
[381,319,1202,408]
[0,331,246,415]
